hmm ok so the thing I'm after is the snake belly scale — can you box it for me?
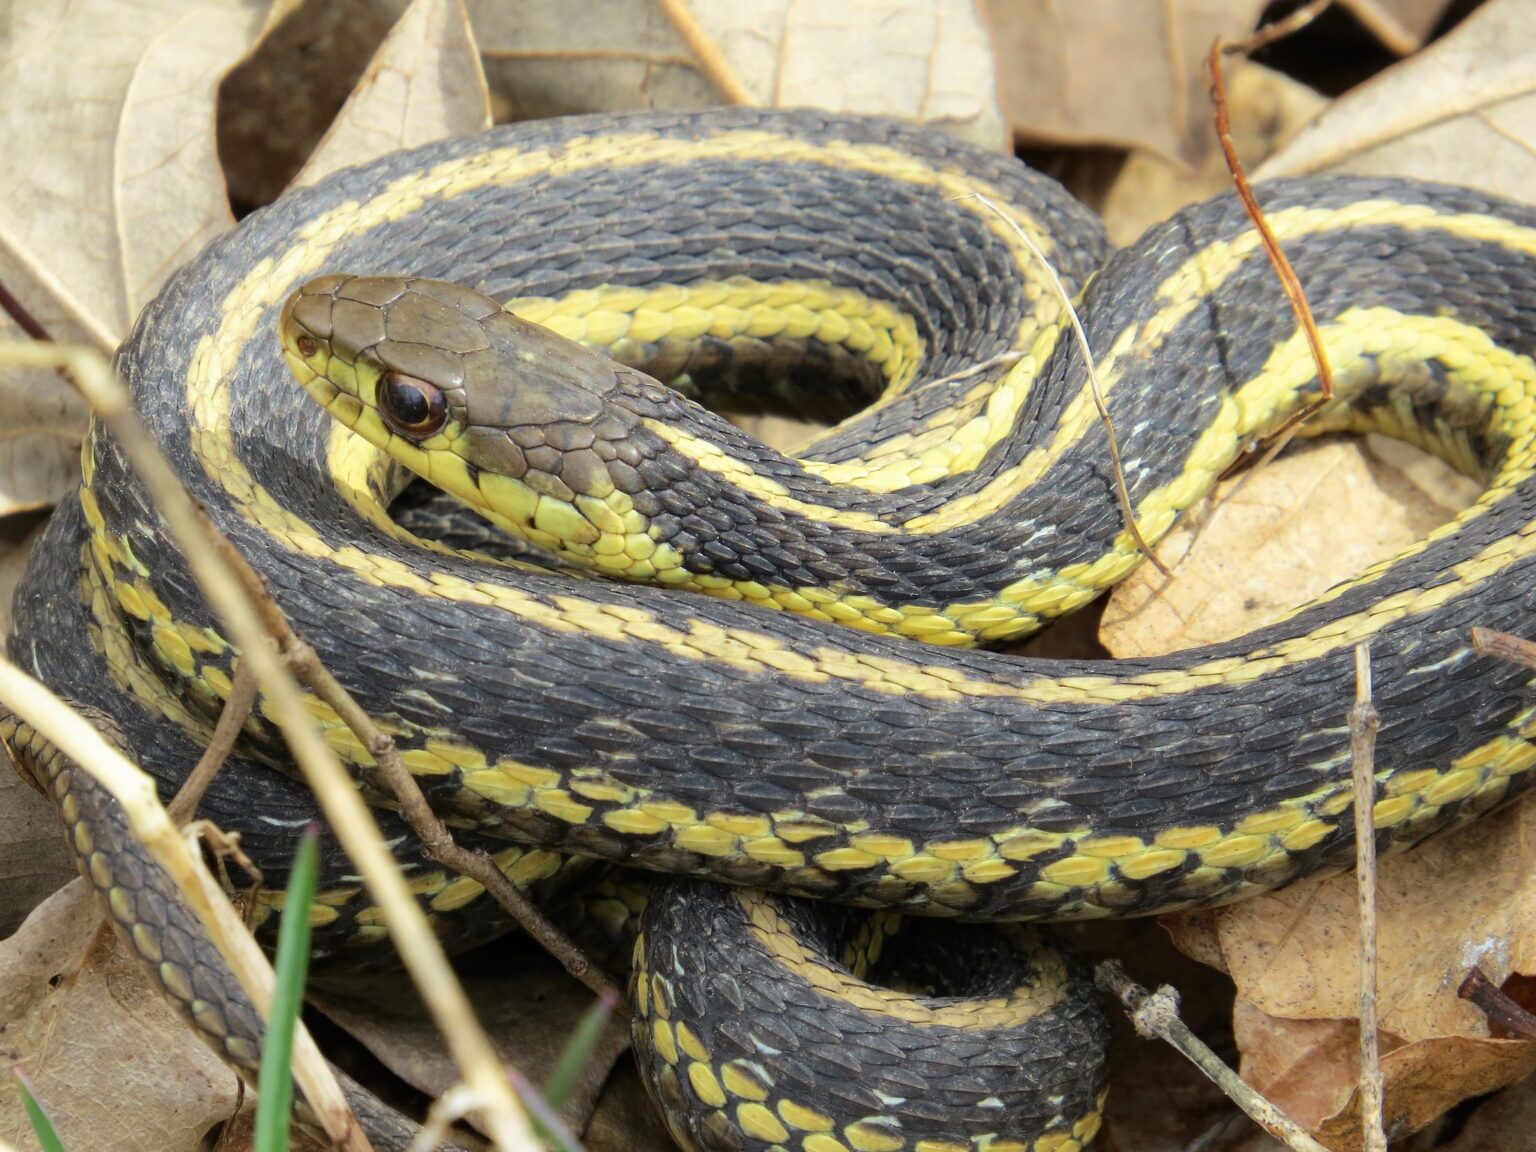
[7,108,1536,1151]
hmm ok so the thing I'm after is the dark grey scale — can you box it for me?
[388,480,573,564]
[563,201,1536,610]
[5,506,590,977]
[19,109,1536,1148]
[635,879,1108,1152]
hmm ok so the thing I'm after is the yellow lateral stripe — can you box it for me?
[642,420,897,535]
[736,890,1066,1027]
[507,277,926,394]
[801,202,1536,497]
[189,129,1061,540]
[176,135,1536,702]
[904,303,1520,537]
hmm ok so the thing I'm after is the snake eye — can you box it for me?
[378,372,447,439]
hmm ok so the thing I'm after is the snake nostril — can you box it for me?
[296,335,319,357]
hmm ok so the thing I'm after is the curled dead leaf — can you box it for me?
[1102,436,1477,656]
[291,0,492,190]
[312,940,631,1139]
[1259,0,1536,206]
[469,0,1006,150]
[0,881,241,1151]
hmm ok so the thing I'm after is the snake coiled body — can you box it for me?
[8,109,1536,1151]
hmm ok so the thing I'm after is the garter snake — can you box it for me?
[8,108,1536,1152]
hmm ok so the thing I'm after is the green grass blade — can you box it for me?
[542,988,618,1111]
[15,1070,68,1152]
[254,824,320,1152]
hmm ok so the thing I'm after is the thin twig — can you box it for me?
[655,0,755,104]
[1221,0,1333,55]
[1349,643,1386,1152]
[959,192,1170,576]
[0,341,538,1152]
[1471,626,1536,671]
[209,533,618,1003]
[922,349,1025,391]
[0,280,51,341]
[1095,962,1332,1152]
[1208,21,1335,474]
[1458,967,1536,1039]
[168,657,258,825]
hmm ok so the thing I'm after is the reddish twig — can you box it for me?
[1459,967,1536,1040]
[1208,11,1335,473]
[167,657,259,825]
[0,279,52,342]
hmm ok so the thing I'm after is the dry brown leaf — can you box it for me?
[1337,0,1458,55]
[1103,407,1511,1140]
[1210,800,1536,1043]
[1102,63,1328,247]
[469,0,1006,150]
[312,940,631,1137]
[1258,0,1536,205]
[291,0,492,190]
[0,882,241,1151]
[1315,1035,1536,1147]
[220,0,411,209]
[1101,436,1477,656]
[986,0,1270,168]
[0,1,279,534]
[0,0,277,350]
[0,368,89,518]
[1161,798,1536,1146]
[1234,999,1536,1144]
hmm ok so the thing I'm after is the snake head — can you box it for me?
[280,274,705,577]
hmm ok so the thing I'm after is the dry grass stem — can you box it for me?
[0,340,538,1151]
[209,532,617,1001]
[0,658,365,1150]
[656,0,755,104]
[959,192,1169,576]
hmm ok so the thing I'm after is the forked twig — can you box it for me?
[959,193,1170,576]
[1349,643,1386,1152]
[210,533,617,1002]
[0,341,540,1152]
[1094,962,1331,1152]
[167,657,258,825]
